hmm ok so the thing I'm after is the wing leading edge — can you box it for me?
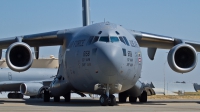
[0,30,62,49]
[130,30,200,52]
[0,27,83,49]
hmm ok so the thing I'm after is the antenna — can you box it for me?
[82,0,90,26]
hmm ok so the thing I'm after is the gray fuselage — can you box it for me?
[54,22,142,95]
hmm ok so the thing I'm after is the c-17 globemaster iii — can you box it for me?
[0,0,199,106]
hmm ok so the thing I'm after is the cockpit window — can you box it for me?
[92,36,99,43]
[99,36,109,42]
[119,36,126,44]
[110,36,119,42]
[87,36,99,45]
[87,36,94,45]
[123,36,130,46]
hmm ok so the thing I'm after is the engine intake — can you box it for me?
[167,44,197,73]
[6,42,33,72]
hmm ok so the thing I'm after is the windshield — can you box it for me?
[110,36,119,42]
[99,36,109,42]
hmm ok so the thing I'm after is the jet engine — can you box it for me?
[20,83,43,96]
[167,44,197,73]
[6,42,33,72]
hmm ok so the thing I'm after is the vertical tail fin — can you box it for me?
[82,0,90,26]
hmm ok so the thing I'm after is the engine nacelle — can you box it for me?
[20,83,43,96]
[6,42,33,72]
[167,44,197,73]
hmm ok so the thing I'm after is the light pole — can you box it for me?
[163,52,168,95]
[163,61,167,95]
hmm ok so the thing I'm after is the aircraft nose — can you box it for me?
[96,44,122,77]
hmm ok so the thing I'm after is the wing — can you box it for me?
[0,27,83,72]
[131,30,200,51]
[0,30,62,49]
[129,30,200,60]
[0,27,83,49]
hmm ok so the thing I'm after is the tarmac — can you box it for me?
[0,98,200,112]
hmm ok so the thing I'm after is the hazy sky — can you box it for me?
[0,0,200,88]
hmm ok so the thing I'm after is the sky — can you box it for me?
[0,0,200,91]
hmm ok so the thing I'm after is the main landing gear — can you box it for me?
[43,89,71,103]
[43,90,50,102]
[64,92,71,102]
[139,91,147,102]
[54,92,71,102]
[8,93,23,99]
[118,91,147,103]
[99,84,116,106]
[54,96,60,102]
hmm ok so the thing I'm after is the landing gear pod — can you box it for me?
[6,42,33,72]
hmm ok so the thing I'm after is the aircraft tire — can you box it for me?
[99,94,108,106]
[8,93,23,99]
[118,92,127,103]
[54,96,60,102]
[30,96,36,99]
[64,92,71,102]
[108,95,116,106]
[12,93,17,98]
[8,93,12,98]
[44,90,50,102]
[129,96,137,103]
[17,93,23,99]
[139,91,147,102]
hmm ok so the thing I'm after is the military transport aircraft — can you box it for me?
[0,0,199,106]
[0,68,56,98]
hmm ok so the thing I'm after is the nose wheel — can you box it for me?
[99,94,116,106]
[100,94,108,106]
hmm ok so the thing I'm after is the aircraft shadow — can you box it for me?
[1,98,200,106]
[148,100,200,104]
[24,98,101,107]
[0,100,24,103]
[24,99,200,106]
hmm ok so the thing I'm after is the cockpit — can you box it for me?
[87,36,130,46]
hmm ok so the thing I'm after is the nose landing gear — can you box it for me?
[99,84,116,106]
[100,94,116,106]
